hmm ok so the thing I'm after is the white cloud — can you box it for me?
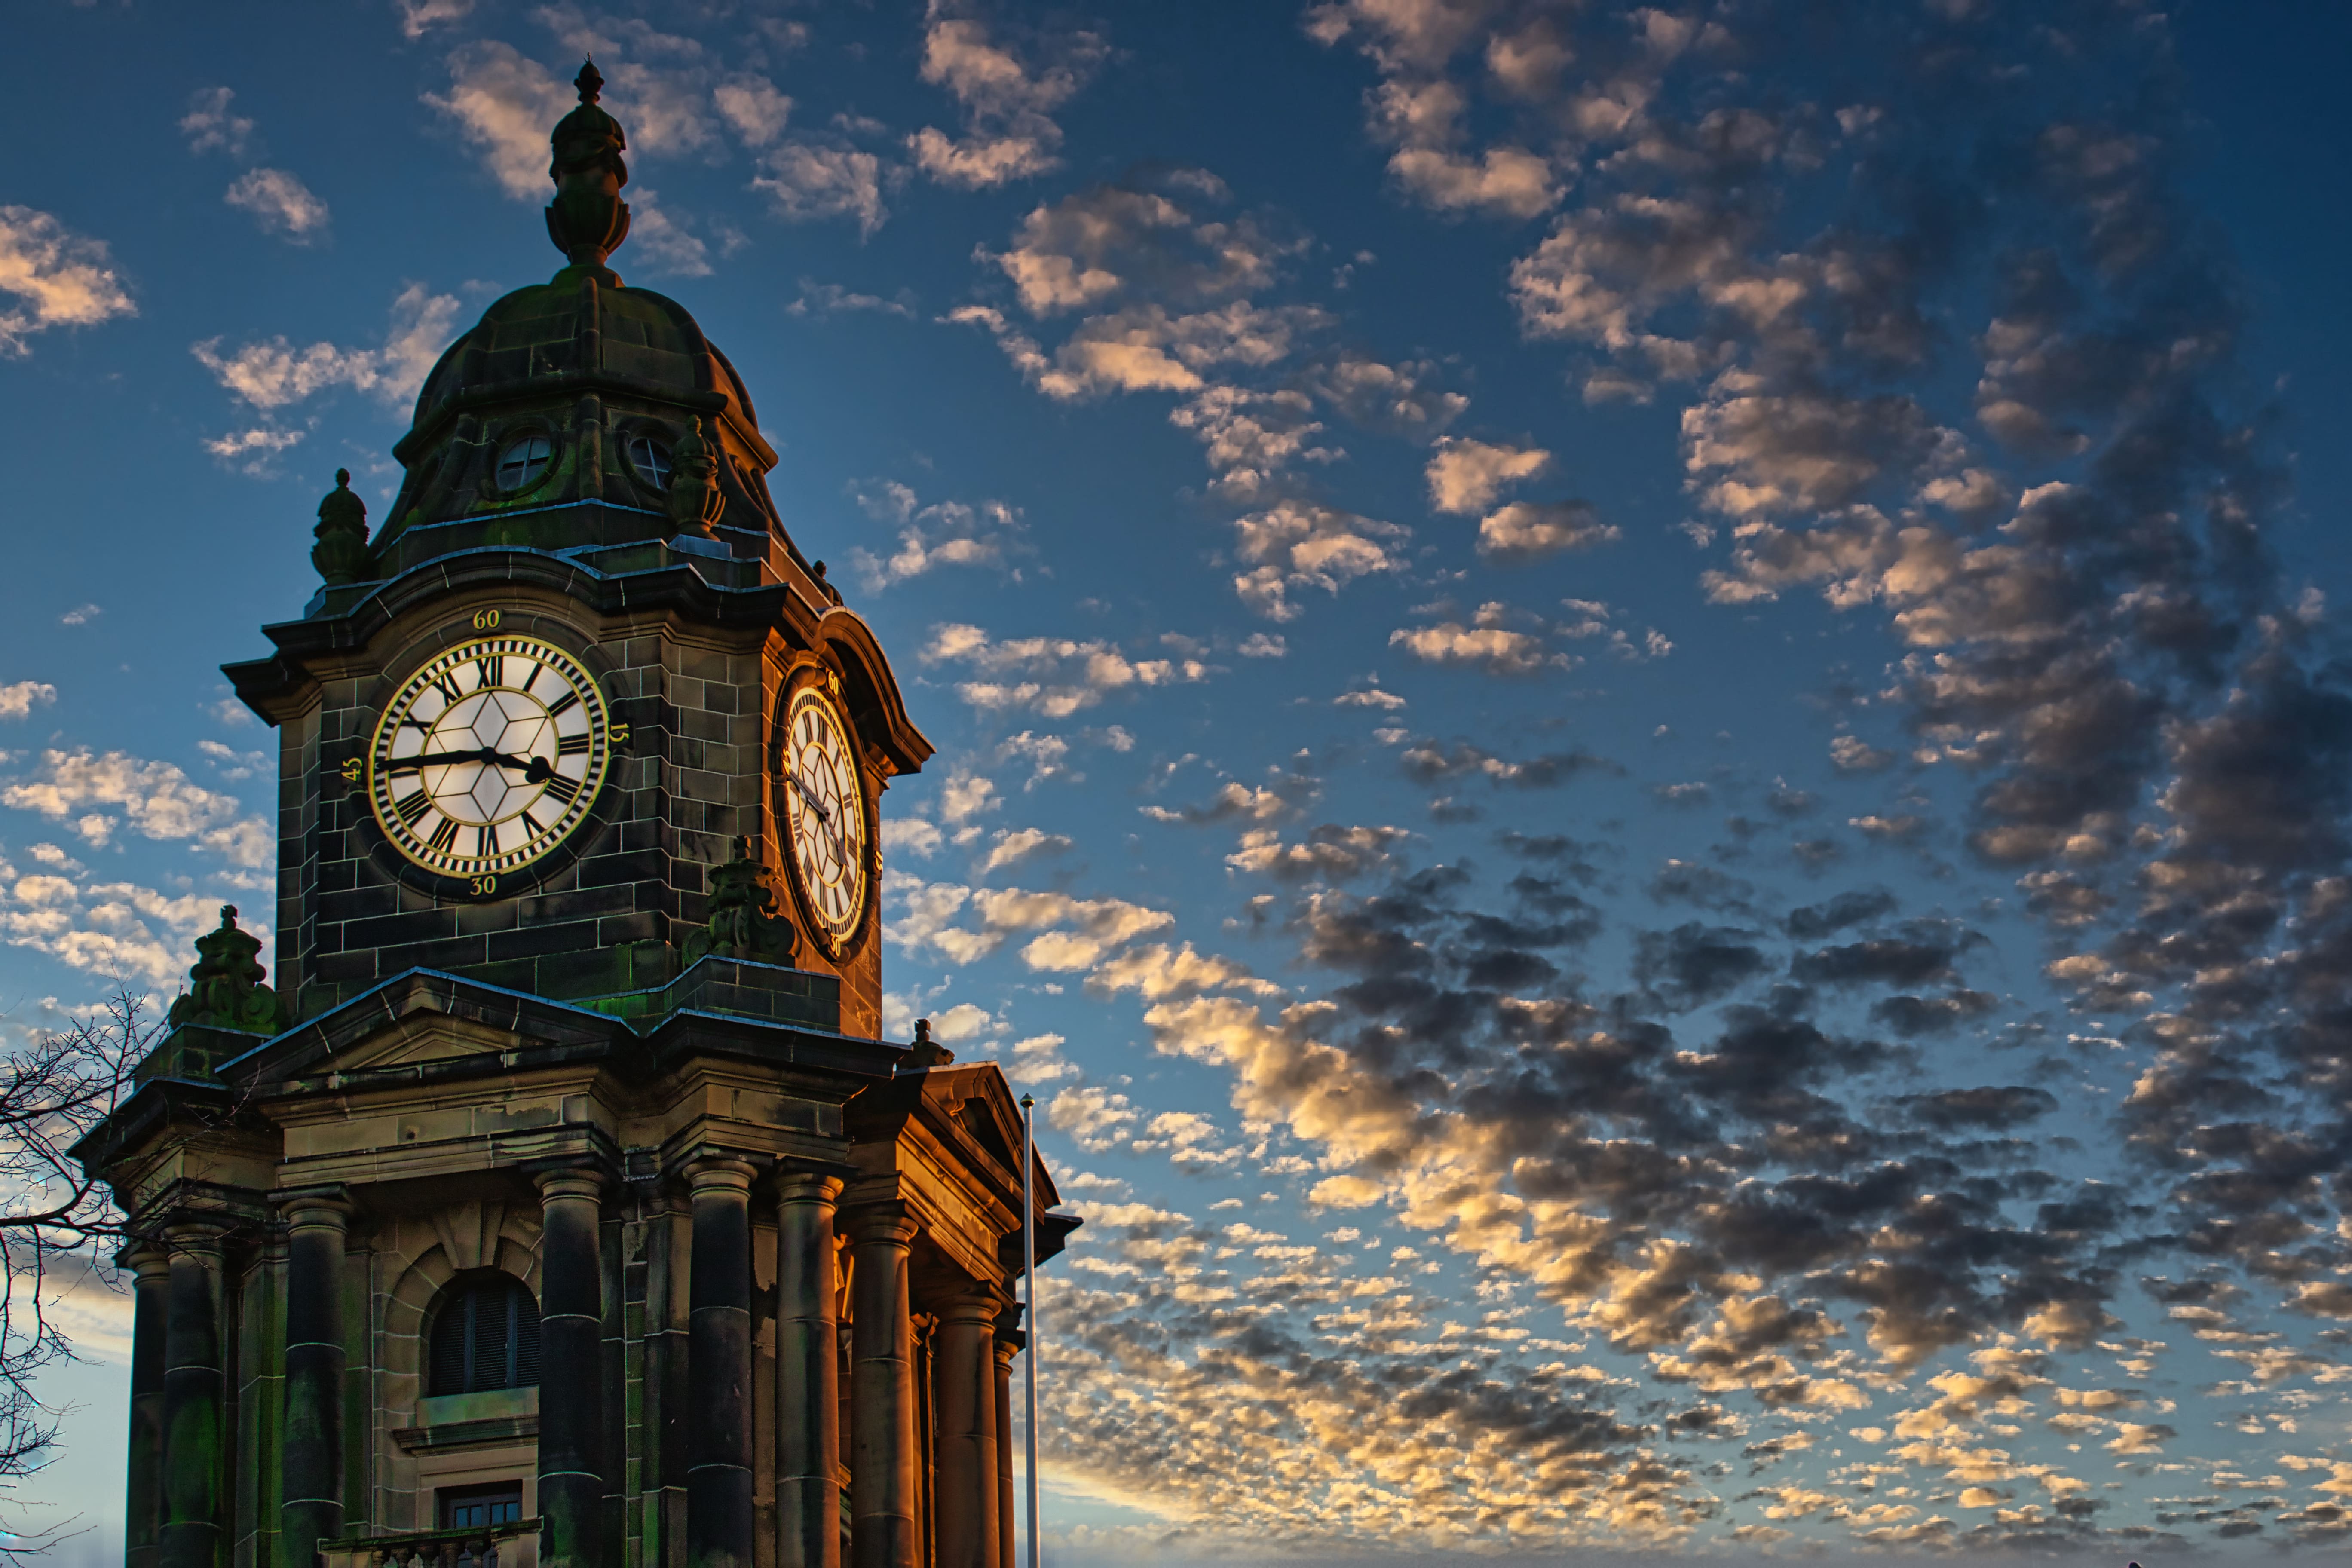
[623,190,711,278]
[714,77,792,147]
[1,748,270,866]
[1478,500,1620,561]
[1390,145,1561,219]
[0,868,236,990]
[1237,634,1287,658]
[1426,438,1552,514]
[1831,735,1896,772]
[180,87,253,156]
[979,827,1073,876]
[940,769,1000,827]
[395,0,473,40]
[1232,502,1409,621]
[203,426,306,476]
[0,682,56,721]
[908,14,1105,189]
[882,815,943,860]
[922,623,1210,718]
[849,486,1026,591]
[1390,606,1565,677]
[224,168,331,243]
[0,207,136,356]
[425,42,575,199]
[58,604,100,627]
[192,282,460,412]
[886,875,1173,972]
[926,1000,999,1044]
[788,280,914,319]
[753,141,891,238]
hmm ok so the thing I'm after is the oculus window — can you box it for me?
[624,433,673,490]
[494,435,553,493]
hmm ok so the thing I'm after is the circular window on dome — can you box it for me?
[624,433,673,491]
[494,433,554,494]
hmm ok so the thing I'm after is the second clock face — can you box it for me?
[368,634,612,878]
[780,683,870,949]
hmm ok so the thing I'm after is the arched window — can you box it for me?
[429,1271,541,1396]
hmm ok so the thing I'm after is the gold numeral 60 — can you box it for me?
[471,607,503,630]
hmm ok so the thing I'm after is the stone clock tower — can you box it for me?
[74,65,1072,1568]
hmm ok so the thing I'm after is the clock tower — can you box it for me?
[75,64,1071,1568]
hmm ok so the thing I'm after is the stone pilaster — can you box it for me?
[932,1295,999,1568]
[686,1156,759,1568]
[159,1222,230,1568]
[844,1208,919,1568]
[775,1173,844,1568]
[124,1246,172,1568]
[991,1311,1021,1568]
[536,1166,608,1568]
[278,1189,351,1568]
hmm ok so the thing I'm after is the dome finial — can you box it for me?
[546,58,630,279]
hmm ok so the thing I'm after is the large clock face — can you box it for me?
[780,683,870,949]
[368,634,612,879]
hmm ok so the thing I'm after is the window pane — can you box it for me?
[496,435,551,491]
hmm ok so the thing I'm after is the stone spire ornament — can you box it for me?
[665,415,726,541]
[311,468,370,585]
[168,905,285,1034]
[683,836,799,966]
[546,58,630,275]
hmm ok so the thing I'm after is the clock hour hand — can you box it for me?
[785,769,833,824]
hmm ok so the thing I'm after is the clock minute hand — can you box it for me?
[388,746,540,774]
[786,771,854,873]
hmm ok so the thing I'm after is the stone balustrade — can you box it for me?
[317,1519,539,1568]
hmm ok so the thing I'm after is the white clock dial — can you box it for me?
[781,684,870,949]
[368,634,612,878]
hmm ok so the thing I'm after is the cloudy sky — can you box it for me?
[8,0,2352,1557]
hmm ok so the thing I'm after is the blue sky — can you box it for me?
[8,0,2352,1558]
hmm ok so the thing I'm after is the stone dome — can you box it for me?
[402,271,767,453]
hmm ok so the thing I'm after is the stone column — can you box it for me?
[990,1313,1020,1568]
[124,1246,171,1568]
[159,1222,229,1568]
[932,1295,999,1568]
[844,1208,919,1568]
[279,1191,351,1568]
[536,1167,608,1568]
[775,1174,843,1568]
[687,1156,758,1568]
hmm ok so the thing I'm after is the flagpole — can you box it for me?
[1020,1092,1040,1568]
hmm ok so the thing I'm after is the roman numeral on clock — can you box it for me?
[395,790,432,826]
[541,772,581,805]
[428,817,460,854]
[432,672,465,704]
[558,732,590,756]
[476,656,502,689]
[546,689,579,718]
[475,826,493,858]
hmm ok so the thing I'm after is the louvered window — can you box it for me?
[429,1273,541,1396]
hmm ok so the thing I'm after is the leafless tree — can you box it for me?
[0,992,151,1493]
